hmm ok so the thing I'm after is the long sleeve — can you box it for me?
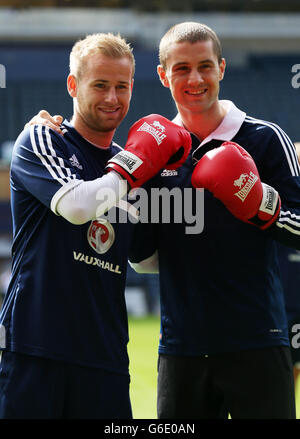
[259,124,300,249]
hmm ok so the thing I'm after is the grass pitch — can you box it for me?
[128,315,160,419]
[128,315,300,419]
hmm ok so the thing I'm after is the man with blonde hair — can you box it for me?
[70,33,136,78]
[0,32,191,419]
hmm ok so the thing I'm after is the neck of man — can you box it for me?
[71,114,114,149]
[179,100,227,142]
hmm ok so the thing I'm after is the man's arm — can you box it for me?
[256,137,300,250]
[128,177,159,274]
[129,250,159,274]
[54,172,128,224]
[191,132,300,250]
[26,112,191,225]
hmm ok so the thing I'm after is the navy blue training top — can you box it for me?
[129,101,300,356]
[0,120,134,374]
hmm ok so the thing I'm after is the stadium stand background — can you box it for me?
[0,1,300,313]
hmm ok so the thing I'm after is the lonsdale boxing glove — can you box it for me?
[106,114,191,188]
[191,141,281,230]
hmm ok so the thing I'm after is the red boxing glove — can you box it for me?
[106,114,191,188]
[191,141,281,230]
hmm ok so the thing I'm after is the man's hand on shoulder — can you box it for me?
[25,110,64,135]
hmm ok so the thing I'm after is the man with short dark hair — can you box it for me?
[130,22,300,419]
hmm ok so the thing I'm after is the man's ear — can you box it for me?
[67,74,77,98]
[157,65,170,88]
[219,58,226,82]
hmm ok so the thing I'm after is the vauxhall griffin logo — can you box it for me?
[87,219,115,254]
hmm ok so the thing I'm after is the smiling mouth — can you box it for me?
[98,107,120,113]
[185,89,207,96]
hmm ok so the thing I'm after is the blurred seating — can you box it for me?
[0,45,299,314]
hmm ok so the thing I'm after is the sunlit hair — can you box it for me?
[159,22,222,69]
[70,33,135,79]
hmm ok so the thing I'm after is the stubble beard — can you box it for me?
[82,109,121,134]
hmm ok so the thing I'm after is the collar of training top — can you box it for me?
[172,100,247,161]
